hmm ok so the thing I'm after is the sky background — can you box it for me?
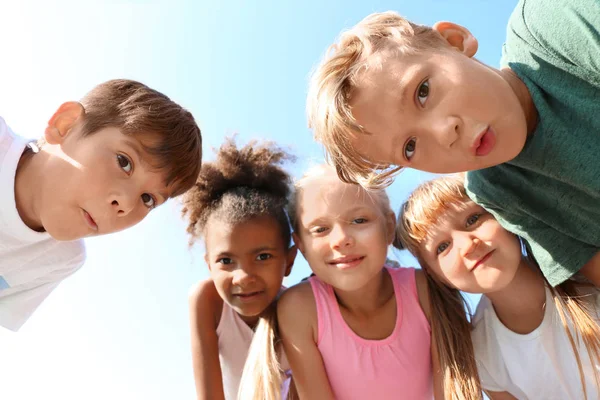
[0,1,516,399]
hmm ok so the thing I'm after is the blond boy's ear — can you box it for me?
[432,22,478,57]
[44,101,85,144]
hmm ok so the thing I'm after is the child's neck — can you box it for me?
[500,67,539,136]
[14,146,45,232]
[485,259,546,334]
[333,268,393,317]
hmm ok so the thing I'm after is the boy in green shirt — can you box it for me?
[307,0,600,287]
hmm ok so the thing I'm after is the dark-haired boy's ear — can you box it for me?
[432,21,478,58]
[284,245,298,277]
[292,232,304,254]
[44,101,85,145]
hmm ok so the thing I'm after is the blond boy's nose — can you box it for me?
[432,116,460,148]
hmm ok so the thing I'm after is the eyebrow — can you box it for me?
[213,246,280,258]
[123,139,170,201]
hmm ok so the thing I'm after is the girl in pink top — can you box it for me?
[277,165,442,399]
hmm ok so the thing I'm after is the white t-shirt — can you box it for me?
[0,117,85,331]
[472,287,600,400]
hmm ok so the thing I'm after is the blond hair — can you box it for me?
[397,175,600,399]
[238,164,393,400]
[237,303,286,400]
[307,11,447,189]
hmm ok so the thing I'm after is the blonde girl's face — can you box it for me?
[204,215,296,325]
[419,200,522,294]
[294,173,395,292]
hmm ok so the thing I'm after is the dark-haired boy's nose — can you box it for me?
[111,194,136,217]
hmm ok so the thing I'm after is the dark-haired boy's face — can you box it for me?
[37,126,170,240]
[349,48,528,174]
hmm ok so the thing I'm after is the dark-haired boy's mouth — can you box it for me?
[82,209,98,231]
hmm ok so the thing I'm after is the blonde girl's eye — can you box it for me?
[404,138,416,161]
[312,226,328,234]
[117,154,132,174]
[417,79,429,106]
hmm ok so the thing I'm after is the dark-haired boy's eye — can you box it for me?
[141,193,156,209]
[417,80,429,106]
[117,154,132,174]
[404,138,416,161]
[256,253,272,261]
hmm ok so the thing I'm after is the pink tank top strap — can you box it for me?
[388,267,431,334]
[308,276,336,346]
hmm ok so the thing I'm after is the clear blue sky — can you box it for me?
[0,1,516,399]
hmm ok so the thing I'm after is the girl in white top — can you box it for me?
[396,175,600,400]
[185,139,297,400]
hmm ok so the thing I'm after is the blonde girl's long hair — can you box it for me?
[237,302,287,400]
[397,175,600,400]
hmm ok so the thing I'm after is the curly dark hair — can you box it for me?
[182,138,295,247]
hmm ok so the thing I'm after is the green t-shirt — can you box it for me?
[465,0,600,286]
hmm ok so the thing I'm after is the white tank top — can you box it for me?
[216,302,254,400]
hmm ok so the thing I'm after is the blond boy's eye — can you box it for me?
[417,80,429,106]
[404,138,416,161]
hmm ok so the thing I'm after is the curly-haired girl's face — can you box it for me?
[204,215,296,326]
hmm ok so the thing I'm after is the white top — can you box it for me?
[472,287,600,399]
[216,302,290,400]
[0,117,85,331]
[216,302,254,400]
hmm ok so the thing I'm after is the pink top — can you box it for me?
[309,267,433,399]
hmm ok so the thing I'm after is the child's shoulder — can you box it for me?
[277,281,319,341]
[411,268,433,323]
[188,279,223,328]
[278,281,316,311]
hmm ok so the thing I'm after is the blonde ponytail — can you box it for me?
[237,303,285,400]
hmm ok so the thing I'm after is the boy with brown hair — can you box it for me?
[307,0,600,289]
[0,79,202,331]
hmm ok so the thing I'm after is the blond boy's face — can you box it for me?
[349,49,528,173]
[38,126,170,240]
